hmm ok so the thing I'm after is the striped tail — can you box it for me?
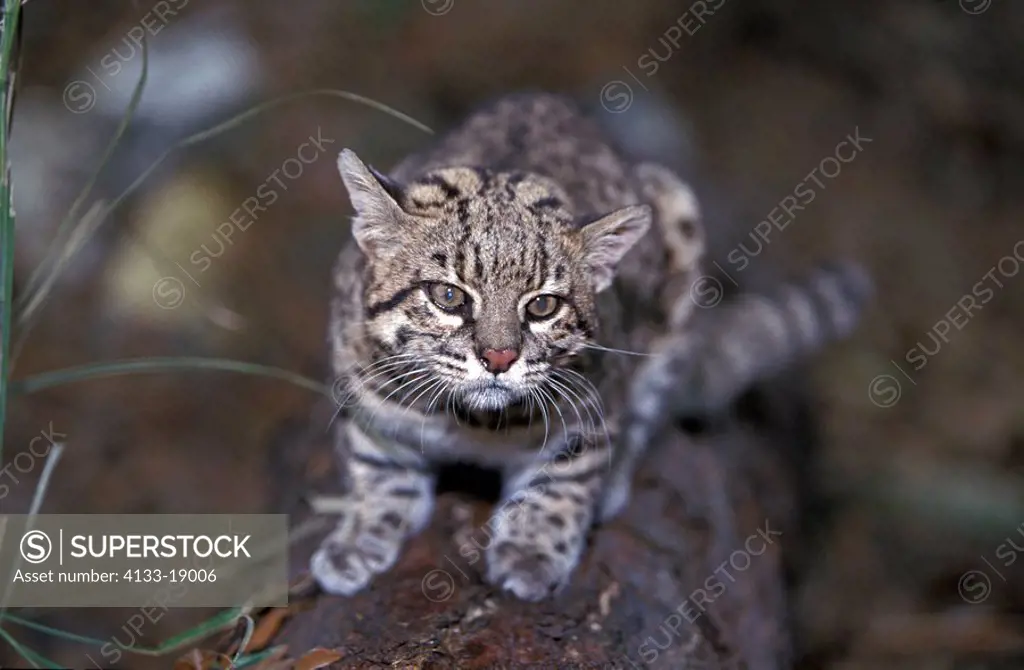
[602,261,871,519]
[675,260,873,416]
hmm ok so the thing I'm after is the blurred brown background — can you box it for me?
[2,0,1023,667]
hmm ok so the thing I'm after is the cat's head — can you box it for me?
[338,149,650,412]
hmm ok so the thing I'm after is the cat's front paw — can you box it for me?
[311,524,401,596]
[486,541,575,601]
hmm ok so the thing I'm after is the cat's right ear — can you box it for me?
[337,149,405,255]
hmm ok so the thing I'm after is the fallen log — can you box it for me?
[266,375,808,669]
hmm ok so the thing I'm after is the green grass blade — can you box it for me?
[0,614,111,647]
[179,88,433,144]
[12,88,432,348]
[0,0,23,480]
[16,33,148,315]
[233,645,287,669]
[9,357,329,398]
[0,442,63,620]
[230,614,255,666]
[0,626,56,669]
[1,607,245,657]
[144,607,245,656]
[91,88,433,231]
[0,6,60,666]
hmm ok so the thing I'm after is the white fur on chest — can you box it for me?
[353,394,576,470]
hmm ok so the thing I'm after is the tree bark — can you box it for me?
[269,384,805,669]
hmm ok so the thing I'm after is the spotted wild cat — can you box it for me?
[310,93,871,601]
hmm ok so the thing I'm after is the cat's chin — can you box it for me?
[460,382,521,412]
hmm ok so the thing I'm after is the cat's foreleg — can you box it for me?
[310,421,435,596]
[484,434,610,601]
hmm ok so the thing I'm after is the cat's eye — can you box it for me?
[526,294,561,319]
[426,283,468,311]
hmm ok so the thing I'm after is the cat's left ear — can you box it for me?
[337,149,406,255]
[580,204,652,292]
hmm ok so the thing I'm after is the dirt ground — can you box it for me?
[2,0,1023,667]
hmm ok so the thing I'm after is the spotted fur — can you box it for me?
[311,93,871,601]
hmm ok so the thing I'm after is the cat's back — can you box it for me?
[392,92,641,219]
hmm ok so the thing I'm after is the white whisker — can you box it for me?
[398,377,443,418]
[580,343,651,357]
[530,387,551,456]
[362,370,433,430]
[410,379,448,451]
[555,369,612,454]
[546,375,589,435]
[535,385,567,442]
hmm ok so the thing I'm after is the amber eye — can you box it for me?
[526,294,561,319]
[427,283,468,311]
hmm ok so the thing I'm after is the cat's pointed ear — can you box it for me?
[580,204,651,292]
[337,149,405,255]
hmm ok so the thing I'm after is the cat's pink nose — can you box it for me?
[480,348,519,374]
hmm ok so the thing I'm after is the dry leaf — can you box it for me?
[251,645,292,670]
[294,646,343,670]
[244,607,294,653]
[173,648,235,670]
